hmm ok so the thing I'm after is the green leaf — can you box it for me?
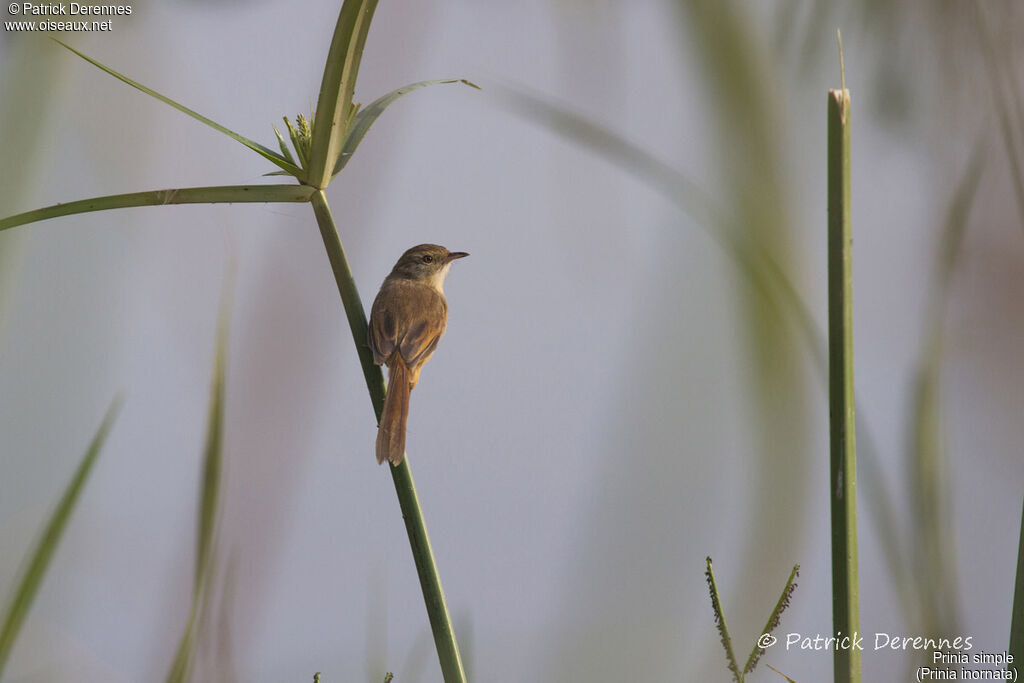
[332,79,480,175]
[52,39,304,180]
[0,184,315,233]
[195,299,226,590]
[306,0,380,188]
[908,144,984,634]
[273,125,297,166]
[166,290,230,683]
[766,664,799,683]
[284,115,311,169]
[164,607,197,683]
[976,8,1024,234]
[0,397,123,677]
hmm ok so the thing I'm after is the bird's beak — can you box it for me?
[446,251,469,262]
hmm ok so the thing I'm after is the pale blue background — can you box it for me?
[1,2,1022,681]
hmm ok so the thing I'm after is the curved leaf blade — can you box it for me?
[333,79,479,175]
[52,40,303,179]
[273,125,297,166]
[166,290,229,683]
[0,184,316,233]
[0,397,123,676]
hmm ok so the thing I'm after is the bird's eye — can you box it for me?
[422,254,434,264]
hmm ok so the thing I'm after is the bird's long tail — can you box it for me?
[377,360,411,465]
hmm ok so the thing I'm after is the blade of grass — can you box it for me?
[273,126,298,167]
[766,664,799,683]
[307,0,380,188]
[492,83,911,621]
[196,291,228,590]
[204,551,239,683]
[332,79,480,175]
[491,84,717,228]
[52,40,303,180]
[673,0,810,633]
[975,6,1024,234]
[907,145,984,635]
[0,184,315,233]
[0,38,65,352]
[166,281,230,683]
[828,86,860,683]
[165,574,199,681]
[0,397,123,677]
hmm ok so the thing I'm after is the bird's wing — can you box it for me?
[368,293,396,366]
[397,288,447,370]
[369,280,448,371]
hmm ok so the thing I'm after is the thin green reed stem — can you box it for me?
[828,88,860,683]
[1010,493,1024,664]
[0,184,315,233]
[704,558,741,682]
[310,189,467,683]
[388,460,465,682]
[310,190,383,408]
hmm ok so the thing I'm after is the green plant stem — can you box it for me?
[308,0,380,188]
[309,189,466,683]
[0,184,315,233]
[744,564,800,675]
[310,190,382,405]
[1010,493,1024,664]
[704,557,741,683]
[827,87,860,683]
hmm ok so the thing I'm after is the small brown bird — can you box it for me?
[368,244,468,466]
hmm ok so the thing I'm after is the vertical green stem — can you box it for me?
[1009,493,1024,664]
[388,459,465,682]
[310,190,385,412]
[310,190,467,683]
[828,88,860,683]
[704,557,742,682]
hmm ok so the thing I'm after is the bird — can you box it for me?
[368,244,468,465]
